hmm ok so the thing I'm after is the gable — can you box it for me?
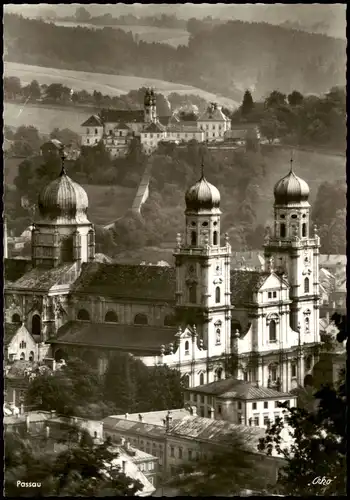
[5,324,37,348]
[81,115,103,127]
[259,273,289,292]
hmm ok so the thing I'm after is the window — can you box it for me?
[19,341,26,349]
[178,447,183,459]
[238,402,242,410]
[200,394,205,404]
[244,371,248,382]
[291,214,298,219]
[86,138,90,144]
[264,415,270,426]
[254,417,259,426]
[29,351,35,362]
[191,231,197,246]
[150,134,153,138]
[170,446,175,457]
[273,291,277,298]
[188,449,193,460]
[95,138,98,143]
[274,414,280,423]
[193,394,197,402]
[304,277,310,293]
[109,130,113,136]
[86,128,90,134]
[216,329,221,345]
[268,292,272,299]
[12,313,21,323]
[275,401,280,409]
[134,313,148,325]
[200,407,205,417]
[20,352,25,361]
[189,284,197,303]
[305,355,312,372]
[291,363,297,378]
[105,311,118,323]
[144,134,147,138]
[215,287,221,303]
[217,404,222,415]
[216,368,223,381]
[199,372,204,385]
[252,402,257,410]
[183,375,190,388]
[77,309,90,321]
[270,365,278,382]
[302,223,307,237]
[120,131,122,137]
[95,128,98,134]
[280,223,286,238]
[269,320,277,342]
[264,401,268,409]
[185,341,190,355]
[32,314,41,336]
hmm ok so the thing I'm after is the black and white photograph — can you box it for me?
[3,3,346,497]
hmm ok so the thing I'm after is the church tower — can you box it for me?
[144,88,157,124]
[264,160,320,346]
[174,163,232,364]
[31,154,95,268]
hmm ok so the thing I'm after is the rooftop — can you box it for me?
[71,262,176,301]
[6,263,76,291]
[110,409,190,427]
[187,379,294,400]
[53,321,176,355]
[103,416,167,440]
[5,258,32,283]
[99,109,144,124]
[81,115,103,127]
[230,270,270,306]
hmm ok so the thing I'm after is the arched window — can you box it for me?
[269,364,278,382]
[183,374,190,388]
[191,231,197,246]
[199,372,204,385]
[305,316,310,333]
[213,231,218,245]
[304,277,310,293]
[216,328,221,345]
[184,341,190,354]
[20,352,25,361]
[215,287,221,304]
[291,362,297,378]
[189,284,197,303]
[269,320,277,342]
[77,309,90,321]
[32,314,41,336]
[12,313,21,323]
[105,311,118,323]
[216,368,223,381]
[134,313,148,325]
[305,355,312,372]
[280,223,286,238]
[302,223,307,237]
[29,351,35,362]
[164,315,175,326]
[19,341,26,349]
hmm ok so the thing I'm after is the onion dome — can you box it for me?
[38,164,90,223]
[185,165,220,211]
[274,163,310,205]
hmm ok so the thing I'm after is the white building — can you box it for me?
[197,102,231,142]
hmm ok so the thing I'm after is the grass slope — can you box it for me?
[4,62,239,108]
[53,21,190,47]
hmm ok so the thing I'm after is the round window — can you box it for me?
[291,214,298,219]
[280,214,285,219]
[191,221,196,227]
[202,221,208,227]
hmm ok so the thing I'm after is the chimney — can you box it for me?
[165,411,173,431]
[138,414,143,422]
[122,460,126,474]
[125,413,128,420]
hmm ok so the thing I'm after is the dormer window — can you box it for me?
[185,341,190,355]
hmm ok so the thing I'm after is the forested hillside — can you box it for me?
[4,14,345,101]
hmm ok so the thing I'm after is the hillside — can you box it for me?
[4,13,345,101]
[4,62,239,109]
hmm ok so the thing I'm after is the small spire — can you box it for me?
[289,150,294,173]
[59,150,66,176]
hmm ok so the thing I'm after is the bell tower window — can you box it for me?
[302,223,307,238]
[269,320,277,342]
[215,286,221,304]
[280,223,286,238]
[304,277,310,293]
[189,284,197,303]
[213,231,218,245]
[191,231,197,246]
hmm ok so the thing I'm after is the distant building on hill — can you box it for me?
[80,90,232,157]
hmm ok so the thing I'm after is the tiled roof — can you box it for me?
[114,122,130,130]
[52,321,177,354]
[5,258,32,283]
[231,251,265,270]
[71,262,176,301]
[4,323,19,346]
[99,109,144,124]
[81,115,103,127]
[143,121,166,133]
[188,379,293,400]
[319,254,346,268]
[7,263,76,291]
[168,415,265,446]
[198,106,229,122]
[110,409,190,427]
[103,417,167,439]
[230,122,260,130]
[40,139,63,150]
[230,270,270,306]
[158,116,172,126]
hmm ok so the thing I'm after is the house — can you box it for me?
[197,102,231,141]
[184,378,297,427]
[225,122,261,145]
[5,323,39,363]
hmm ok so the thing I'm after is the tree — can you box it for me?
[75,6,92,23]
[288,90,304,107]
[241,89,254,117]
[50,127,80,148]
[258,343,346,497]
[44,83,72,103]
[11,125,42,157]
[265,90,287,109]
[4,76,22,99]
[259,110,280,144]
[167,430,269,495]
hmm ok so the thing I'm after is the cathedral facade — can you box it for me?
[4,159,321,392]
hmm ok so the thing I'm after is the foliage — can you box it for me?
[104,352,185,413]
[241,89,254,117]
[258,325,347,497]
[10,125,42,157]
[5,430,143,497]
[50,127,80,147]
[167,430,269,495]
